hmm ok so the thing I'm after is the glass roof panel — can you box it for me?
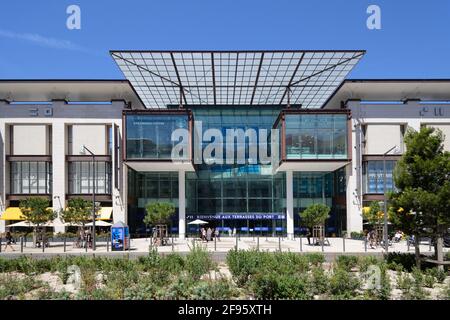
[111,50,365,109]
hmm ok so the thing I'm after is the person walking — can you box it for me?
[206,227,212,242]
[368,230,377,249]
[201,228,207,242]
[214,228,220,241]
[232,227,236,238]
[306,227,312,245]
[3,231,15,252]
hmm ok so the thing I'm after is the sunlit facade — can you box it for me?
[1,52,450,239]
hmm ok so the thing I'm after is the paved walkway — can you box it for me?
[1,236,447,255]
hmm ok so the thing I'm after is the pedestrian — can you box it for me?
[206,227,212,241]
[368,230,377,249]
[201,228,207,242]
[306,227,312,245]
[3,231,15,252]
[232,227,236,238]
[86,230,92,248]
[214,228,220,241]
[227,228,232,237]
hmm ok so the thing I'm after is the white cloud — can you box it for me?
[0,29,98,55]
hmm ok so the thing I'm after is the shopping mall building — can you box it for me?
[1,50,449,239]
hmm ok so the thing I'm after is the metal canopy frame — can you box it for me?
[110,50,365,109]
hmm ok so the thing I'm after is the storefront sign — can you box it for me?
[187,213,285,220]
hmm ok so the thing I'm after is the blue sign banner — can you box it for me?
[187,213,285,220]
[111,227,124,250]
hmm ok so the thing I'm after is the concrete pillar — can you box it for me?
[178,170,186,240]
[112,122,125,224]
[286,170,294,239]
[52,121,66,234]
[346,163,362,233]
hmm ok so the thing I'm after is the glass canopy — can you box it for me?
[111,50,365,109]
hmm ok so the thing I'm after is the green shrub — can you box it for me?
[0,274,43,299]
[156,276,193,300]
[411,267,424,287]
[250,273,312,300]
[190,278,237,300]
[160,253,185,274]
[396,271,413,291]
[227,250,312,287]
[123,280,158,300]
[357,256,380,273]
[226,249,266,286]
[378,263,392,300]
[310,266,329,295]
[185,244,215,281]
[336,255,359,271]
[423,269,437,288]
[427,268,447,284]
[386,253,416,272]
[36,288,72,300]
[329,268,360,299]
[138,250,161,271]
[304,253,325,266]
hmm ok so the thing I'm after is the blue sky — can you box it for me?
[0,0,449,79]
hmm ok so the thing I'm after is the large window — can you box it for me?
[186,168,286,215]
[68,161,111,194]
[10,161,52,194]
[285,114,348,159]
[293,168,346,236]
[126,114,189,159]
[363,160,396,194]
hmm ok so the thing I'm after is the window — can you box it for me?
[68,161,111,194]
[126,115,189,159]
[10,161,52,194]
[285,114,348,159]
[363,160,396,194]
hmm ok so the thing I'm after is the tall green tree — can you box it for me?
[144,202,175,226]
[61,198,99,239]
[19,197,56,247]
[299,203,330,229]
[144,202,175,243]
[389,127,450,268]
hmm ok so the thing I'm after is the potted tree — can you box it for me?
[19,197,56,248]
[144,202,175,246]
[299,203,330,246]
[61,197,100,248]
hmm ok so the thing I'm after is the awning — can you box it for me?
[98,207,113,221]
[86,220,112,227]
[0,207,25,221]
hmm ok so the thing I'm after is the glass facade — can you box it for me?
[293,168,346,236]
[184,107,286,235]
[363,160,396,194]
[68,161,112,194]
[285,114,347,159]
[127,170,179,235]
[124,107,348,236]
[126,114,189,159]
[10,161,52,194]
